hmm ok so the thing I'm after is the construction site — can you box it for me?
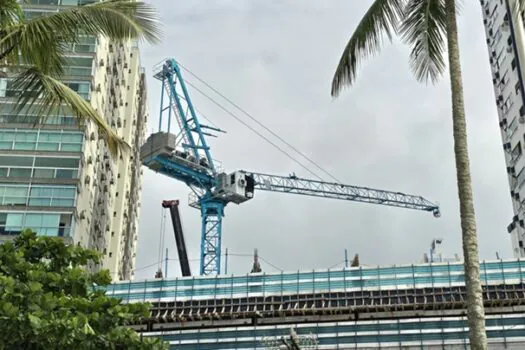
[105,259,525,349]
[97,58,525,349]
[1,0,522,348]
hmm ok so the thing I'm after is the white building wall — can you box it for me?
[87,37,146,281]
[100,40,147,281]
[482,0,525,257]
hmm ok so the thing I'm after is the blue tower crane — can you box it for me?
[140,58,441,276]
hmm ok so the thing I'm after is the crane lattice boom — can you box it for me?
[243,171,440,216]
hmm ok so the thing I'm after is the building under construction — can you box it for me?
[104,258,525,349]
[125,44,525,348]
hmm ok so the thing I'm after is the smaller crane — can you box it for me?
[161,200,191,276]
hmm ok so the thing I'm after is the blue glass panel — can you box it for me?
[14,142,36,150]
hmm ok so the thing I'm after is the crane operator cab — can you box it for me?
[214,171,254,204]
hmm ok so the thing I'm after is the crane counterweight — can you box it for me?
[140,57,441,276]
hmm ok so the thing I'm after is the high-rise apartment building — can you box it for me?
[481,0,525,257]
[0,0,148,281]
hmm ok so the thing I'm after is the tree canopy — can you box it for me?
[0,230,168,350]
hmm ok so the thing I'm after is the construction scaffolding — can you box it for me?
[262,328,318,350]
[139,313,525,350]
[139,283,525,328]
[105,259,525,303]
[103,259,525,349]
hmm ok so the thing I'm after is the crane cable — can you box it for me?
[182,79,324,182]
[176,60,341,183]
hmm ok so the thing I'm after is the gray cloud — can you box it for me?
[134,1,513,279]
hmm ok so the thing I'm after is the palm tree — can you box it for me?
[329,0,516,348]
[0,0,161,154]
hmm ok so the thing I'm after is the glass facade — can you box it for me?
[0,154,80,179]
[0,129,83,152]
[26,0,98,6]
[0,78,91,100]
[0,104,79,126]
[0,184,76,207]
[0,212,72,237]
[63,58,94,77]
[106,260,525,349]
[0,1,98,243]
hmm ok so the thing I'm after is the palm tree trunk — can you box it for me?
[444,0,487,348]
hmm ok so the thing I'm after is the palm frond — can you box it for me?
[9,0,161,75]
[399,0,447,83]
[1,9,75,76]
[7,21,68,76]
[0,0,161,153]
[331,0,405,97]
[0,0,23,27]
[515,0,525,14]
[30,0,161,44]
[10,67,128,155]
[0,28,22,66]
[0,0,24,64]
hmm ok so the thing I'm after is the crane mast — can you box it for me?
[140,58,441,276]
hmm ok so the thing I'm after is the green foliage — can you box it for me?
[0,0,161,155]
[0,230,168,350]
[331,0,448,96]
[331,0,404,96]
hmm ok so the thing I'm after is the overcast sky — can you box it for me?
[132,1,513,280]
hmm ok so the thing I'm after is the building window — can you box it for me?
[26,0,59,5]
[64,82,91,100]
[0,184,76,207]
[512,142,522,162]
[9,168,32,178]
[0,78,91,102]
[0,103,79,126]
[22,10,47,20]
[63,57,94,77]
[0,155,80,180]
[0,212,73,237]
[0,129,83,152]
[517,167,525,189]
[500,72,509,89]
[509,116,519,137]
